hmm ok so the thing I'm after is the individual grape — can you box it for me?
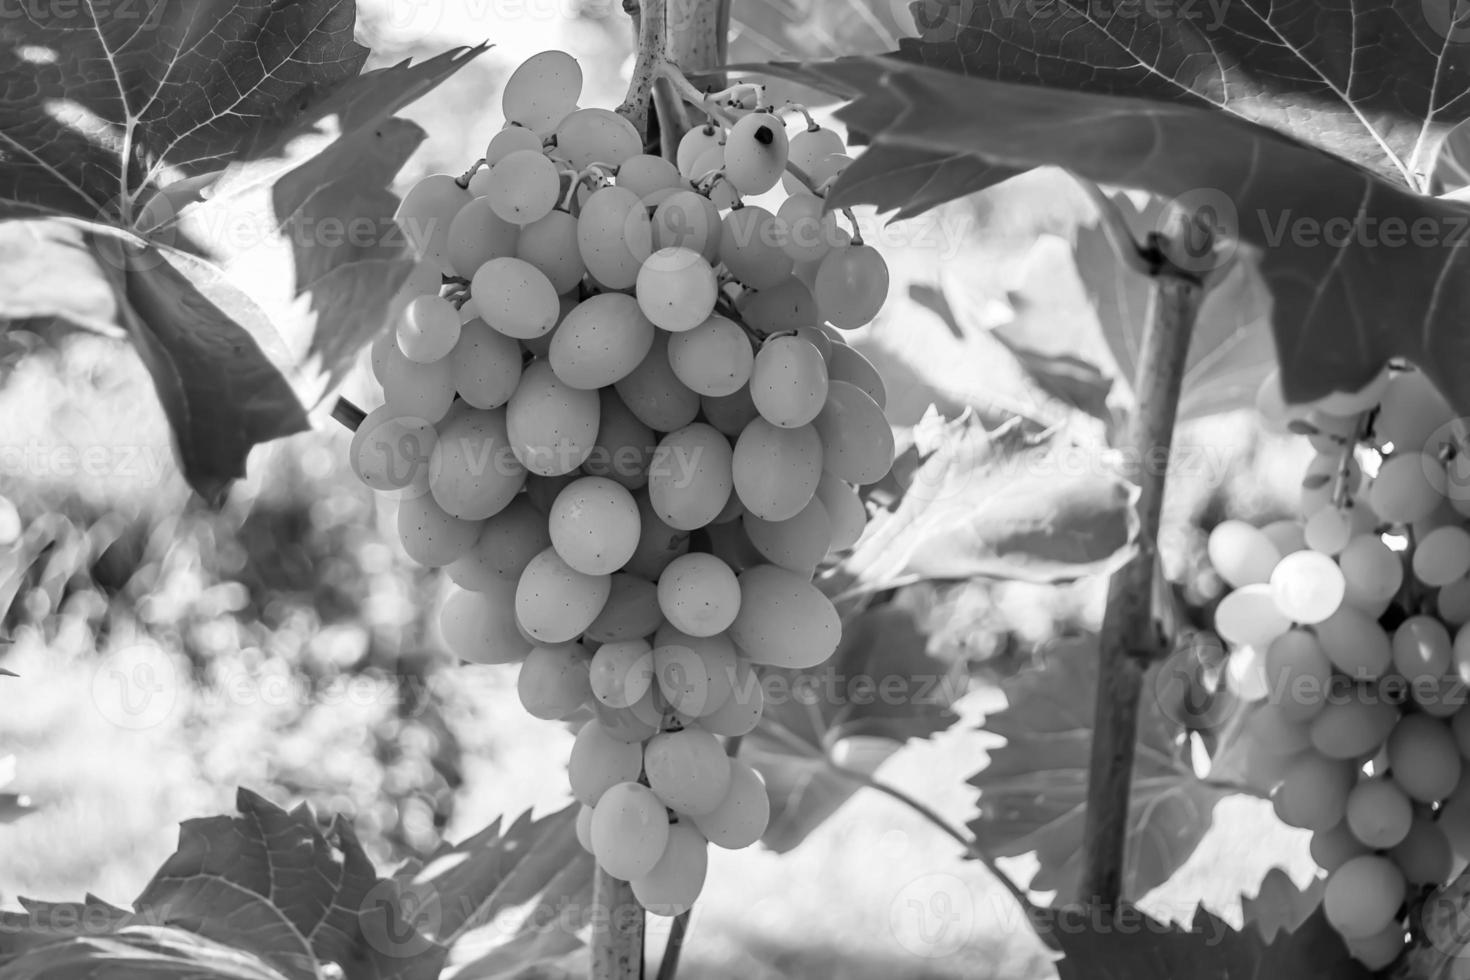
[700,658,763,737]
[518,642,592,719]
[657,553,740,637]
[1375,369,1453,453]
[729,564,840,669]
[783,125,846,194]
[507,360,601,476]
[1386,714,1461,802]
[625,493,691,580]
[1303,506,1354,555]
[589,639,654,709]
[1214,584,1291,649]
[397,295,462,363]
[1339,534,1404,611]
[667,316,754,397]
[738,278,820,333]
[1415,525,1470,586]
[1345,922,1408,970]
[1370,452,1442,524]
[502,50,582,134]
[690,758,769,850]
[429,408,526,520]
[515,546,612,643]
[486,124,544,165]
[1412,675,1466,719]
[743,497,832,576]
[438,582,532,664]
[816,471,865,552]
[813,381,894,486]
[471,257,559,339]
[1206,520,1281,588]
[1392,615,1452,686]
[1345,778,1413,848]
[751,335,828,428]
[808,152,852,188]
[1269,550,1345,623]
[721,206,793,289]
[1311,822,1370,873]
[1309,689,1398,759]
[636,248,718,332]
[547,476,640,575]
[733,419,822,522]
[1264,629,1333,722]
[578,186,652,289]
[617,153,681,197]
[776,193,837,263]
[829,351,887,415]
[585,573,663,643]
[1389,811,1454,886]
[1259,519,1307,556]
[644,726,732,816]
[651,190,722,263]
[584,389,657,490]
[1270,752,1356,830]
[813,244,889,329]
[447,197,519,277]
[590,782,669,880]
[1441,578,1470,627]
[447,498,551,591]
[576,804,595,853]
[395,173,471,274]
[631,821,708,917]
[676,124,725,176]
[554,107,642,169]
[349,406,437,497]
[526,473,579,514]
[449,318,523,410]
[379,344,456,422]
[515,210,586,293]
[704,515,763,572]
[550,293,656,390]
[594,694,662,744]
[1315,604,1393,679]
[794,325,834,363]
[615,332,702,431]
[722,111,789,195]
[397,493,480,567]
[701,387,761,438]
[647,423,735,531]
[652,628,738,717]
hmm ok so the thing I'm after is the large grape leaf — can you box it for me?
[763,53,1470,417]
[823,410,1138,600]
[0,927,293,980]
[969,634,1237,904]
[0,3,483,498]
[1036,902,1367,980]
[743,604,964,852]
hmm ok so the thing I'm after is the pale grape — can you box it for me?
[751,335,828,428]
[397,294,461,363]
[1386,714,1461,802]
[1326,863,1407,943]
[636,247,718,332]
[813,381,894,486]
[447,498,550,591]
[701,387,761,438]
[472,257,559,339]
[808,152,852,188]
[550,293,656,390]
[677,125,724,175]
[826,343,888,411]
[395,173,471,274]
[631,822,708,917]
[589,639,654,709]
[729,564,840,668]
[625,493,691,581]
[1309,690,1398,759]
[578,186,652,289]
[1455,622,1470,684]
[733,419,823,521]
[700,658,763,736]
[1311,822,1370,873]
[502,50,582,134]
[585,573,663,643]
[692,759,769,849]
[515,211,586,293]
[1392,615,1452,685]
[1271,752,1356,830]
[526,473,578,514]
[379,344,456,422]
[554,107,642,169]
[651,190,722,263]
[438,582,532,664]
[486,125,544,164]
[1315,604,1393,679]
[576,804,595,853]
[1375,369,1453,453]
[1339,534,1404,611]
[657,553,740,637]
[776,193,837,263]
[594,695,662,744]
[1389,812,1454,886]
[1303,506,1354,556]
[449,318,523,410]
[783,126,846,194]
[1415,525,1470,586]
[1207,520,1281,587]
[644,726,732,816]
[816,471,865,552]
[1269,550,1345,623]
[814,245,889,329]
[518,642,592,719]
[544,476,641,576]
[507,360,601,476]
[738,278,821,333]
[615,332,702,432]
[349,406,437,496]
[447,197,519,278]
[617,153,681,197]
[1259,519,1307,556]
[1441,578,1470,627]
[591,782,669,880]
[1213,584,1291,649]
[398,493,480,568]
[1370,452,1443,524]
[583,389,657,491]
[1248,702,1313,755]
[743,497,832,576]
[647,423,734,531]
[1264,629,1333,722]
[515,546,611,643]
[667,316,754,397]
[1345,778,1413,848]
[429,408,526,520]
[652,628,738,717]
[721,206,793,289]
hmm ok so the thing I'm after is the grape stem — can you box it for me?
[331,397,366,432]
[618,0,669,139]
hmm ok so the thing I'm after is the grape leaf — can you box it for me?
[744,605,963,852]
[824,411,1138,597]
[0,926,293,980]
[762,54,1470,416]
[969,634,1232,903]
[1240,868,1325,943]
[1036,902,1367,980]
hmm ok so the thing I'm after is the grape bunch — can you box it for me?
[349,50,894,916]
[1207,365,1470,966]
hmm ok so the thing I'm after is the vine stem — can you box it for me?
[1078,209,1212,909]
[592,871,645,980]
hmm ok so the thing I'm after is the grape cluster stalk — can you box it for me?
[348,50,894,916]
[1210,366,1470,966]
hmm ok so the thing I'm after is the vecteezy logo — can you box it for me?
[1424,0,1470,43]
[90,643,179,730]
[899,0,977,43]
[889,873,974,958]
[359,879,442,958]
[1155,187,1239,276]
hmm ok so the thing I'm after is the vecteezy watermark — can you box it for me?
[90,643,180,730]
[0,0,171,26]
[890,873,976,958]
[0,442,174,487]
[1423,0,1470,44]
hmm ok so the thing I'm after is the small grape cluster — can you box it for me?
[1208,366,1470,966]
[348,50,894,916]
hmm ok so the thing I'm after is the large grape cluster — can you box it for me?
[1209,366,1470,965]
[349,50,893,916]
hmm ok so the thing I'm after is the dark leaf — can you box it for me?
[745,605,963,852]
[1037,902,1368,980]
[968,634,1230,903]
[0,927,292,980]
[1240,868,1325,943]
